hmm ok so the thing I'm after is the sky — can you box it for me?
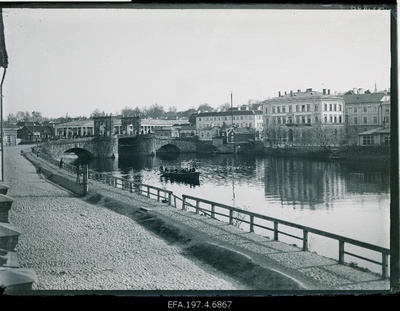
[0,6,391,119]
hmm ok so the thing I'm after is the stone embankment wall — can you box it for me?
[0,183,37,294]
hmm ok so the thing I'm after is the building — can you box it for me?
[153,126,179,138]
[54,120,94,138]
[262,88,345,146]
[196,109,263,136]
[17,125,55,142]
[357,127,390,146]
[342,89,390,145]
[3,124,20,146]
[175,124,196,138]
[197,126,220,141]
[227,127,256,143]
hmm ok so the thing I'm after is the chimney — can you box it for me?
[290,90,293,97]
[353,87,357,94]
[297,89,301,93]
[278,91,281,97]
[327,89,330,95]
[323,89,326,95]
[285,91,287,95]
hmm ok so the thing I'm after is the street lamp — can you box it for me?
[32,111,35,144]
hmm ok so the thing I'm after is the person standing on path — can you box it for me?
[59,158,63,169]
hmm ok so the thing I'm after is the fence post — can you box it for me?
[303,230,309,251]
[168,192,172,206]
[147,186,150,198]
[250,215,254,233]
[211,204,215,219]
[82,164,88,196]
[196,200,200,214]
[182,196,186,210]
[130,182,133,193]
[174,195,177,208]
[229,209,233,225]
[274,222,278,241]
[382,253,388,279]
[157,190,160,202]
[339,240,345,264]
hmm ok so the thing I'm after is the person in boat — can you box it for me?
[159,165,164,172]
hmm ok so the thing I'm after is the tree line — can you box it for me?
[5,99,261,124]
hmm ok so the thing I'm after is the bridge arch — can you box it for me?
[156,144,180,157]
[63,147,95,159]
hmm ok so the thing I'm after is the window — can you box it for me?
[362,136,374,146]
[282,118,286,124]
[329,104,332,111]
[265,107,268,113]
[277,106,280,113]
[307,116,311,124]
[296,105,300,112]
[307,104,310,112]
[339,116,342,123]
[334,116,337,123]
[354,107,358,113]
[289,105,293,112]
[302,116,305,124]
[385,136,390,145]
[364,117,367,124]
[296,116,300,123]
[374,117,377,123]
[282,106,286,113]
[339,104,342,111]
[199,118,202,121]
[364,107,367,112]
[354,117,358,124]
[345,116,349,124]
[324,116,327,123]
[288,117,293,124]
[278,117,281,124]
[240,116,243,120]
[334,104,337,111]
[314,104,318,111]
[272,107,276,113]
[329,115,333,123]
[324,104,327,111]
[302,105,305,112]
[315,116,319,123]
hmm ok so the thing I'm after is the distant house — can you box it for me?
[176,124,196,138]
[17,125,55,142]
[357,127,390,146]
[227,127,255,143]
[198,126,220,141]
[153,126,179,138]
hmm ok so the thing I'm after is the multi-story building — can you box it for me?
[262,88,345,146]
[196,108,263,137]
[342,88,390,145]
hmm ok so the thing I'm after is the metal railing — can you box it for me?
[181,194,390,279]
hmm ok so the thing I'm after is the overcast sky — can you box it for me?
[1,7,391,119]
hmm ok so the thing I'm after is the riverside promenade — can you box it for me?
[3,145,391,294]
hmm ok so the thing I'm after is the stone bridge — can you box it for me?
[41,137,118,159]
[118,135,203,156]
[41,135,212,159]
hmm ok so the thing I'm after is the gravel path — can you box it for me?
[4,145,244,291]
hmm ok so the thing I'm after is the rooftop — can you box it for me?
[343,92,388,104]
[197,110,262,117]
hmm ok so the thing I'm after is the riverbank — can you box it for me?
[236,143,390,163]
[6,145,391,294]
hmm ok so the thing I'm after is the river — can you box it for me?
[68,153,391,274]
